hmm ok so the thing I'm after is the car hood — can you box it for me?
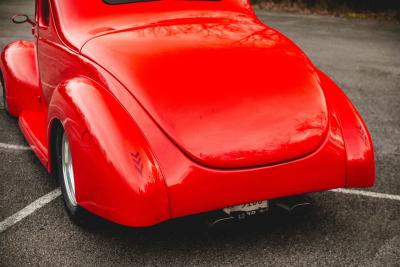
[82,14,329,169]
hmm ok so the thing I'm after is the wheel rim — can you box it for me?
[61,133,77,206]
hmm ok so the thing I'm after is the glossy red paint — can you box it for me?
[48,77,170,225]
[82,18,329,168]
[0,41,40,117]
[0,0,375,227]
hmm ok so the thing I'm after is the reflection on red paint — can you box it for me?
[0,0,374,227]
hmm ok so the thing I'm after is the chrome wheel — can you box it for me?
[61,133,77,207]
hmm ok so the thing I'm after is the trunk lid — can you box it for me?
[82,15,329,168]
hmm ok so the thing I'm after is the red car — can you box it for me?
[0,0,375,227]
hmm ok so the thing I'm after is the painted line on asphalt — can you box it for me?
[0,142,31,151]
[1,188,400,234]
[0,188,61,234]
[330,188,400,201]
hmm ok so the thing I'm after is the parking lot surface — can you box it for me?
[1,1,400,266]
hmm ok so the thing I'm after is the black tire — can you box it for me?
[0,70,10,115]
[54,125,90,226]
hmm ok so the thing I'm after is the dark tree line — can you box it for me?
[251,0,400,12]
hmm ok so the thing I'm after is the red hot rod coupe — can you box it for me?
[1,0,375,227]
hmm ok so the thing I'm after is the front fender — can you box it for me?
[318,69,375,188]
[48,77,170,226]
[0,40,40,116]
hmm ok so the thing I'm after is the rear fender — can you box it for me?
[0,41,41,116]
[317,69,375,188]
[48,77,170,226]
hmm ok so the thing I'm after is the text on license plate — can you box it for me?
[223,200,269,216]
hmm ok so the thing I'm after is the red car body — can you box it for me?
[0,0,375,227]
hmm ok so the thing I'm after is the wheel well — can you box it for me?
[0,68,3,84]
[0,69,5,102]
[0,69,8,114]
[49,119,63,178]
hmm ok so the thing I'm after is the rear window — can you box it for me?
[104,0,158,4]
[104,0,220,3]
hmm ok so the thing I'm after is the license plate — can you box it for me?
[223,200,269,218]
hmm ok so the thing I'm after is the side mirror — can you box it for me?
[11,14,35,26]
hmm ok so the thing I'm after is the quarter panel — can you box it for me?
[317,69,375,188]
[48,77,170,226]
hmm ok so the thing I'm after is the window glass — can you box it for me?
[104,0,158,4]
[42,0,50,25]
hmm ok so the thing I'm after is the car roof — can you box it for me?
[51,0,252,51]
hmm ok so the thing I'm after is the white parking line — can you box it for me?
[0,142,31,151]
[330,188,400,201]
[0,188,61,234]
[0,187,399,234]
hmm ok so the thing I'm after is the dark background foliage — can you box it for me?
[250,0,400,12]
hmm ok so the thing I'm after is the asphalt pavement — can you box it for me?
[1,1,400,266]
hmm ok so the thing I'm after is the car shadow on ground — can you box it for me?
[78,201,331,246]
[65,191,394,259]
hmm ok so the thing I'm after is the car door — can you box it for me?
[35,0,69,105]
[35,0,54,104]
